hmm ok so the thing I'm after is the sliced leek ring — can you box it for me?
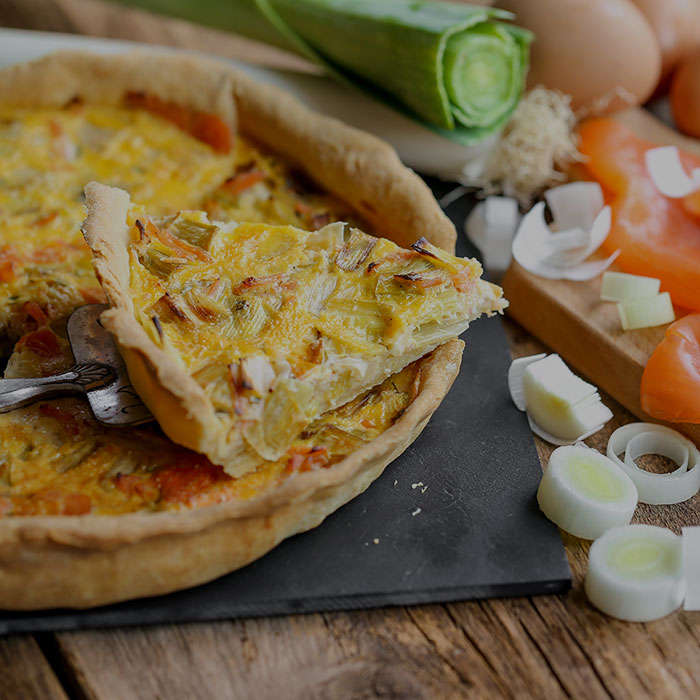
[585,524,684,622]
[607,423,700,505]
[683,527,700,611]
[537,445,638,540]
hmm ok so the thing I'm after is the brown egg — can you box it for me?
[670,47,700,138]
[498,0,662,113]
[629,0,700,86]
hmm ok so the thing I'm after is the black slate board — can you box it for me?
[0,182,570,635]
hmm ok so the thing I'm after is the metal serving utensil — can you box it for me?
[0,304,153,426]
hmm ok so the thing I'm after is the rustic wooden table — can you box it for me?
[1,1,699,698]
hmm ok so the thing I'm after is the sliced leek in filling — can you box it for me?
[124,207,505,470]
[0,98,453,515]
[0,331,422,516]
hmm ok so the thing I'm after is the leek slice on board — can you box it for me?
[110,0,532,144]
[537,445,638,541]
[600,271,661,302]
[585,525,684,622]
[682,527,700,611]
[617,292,675,331]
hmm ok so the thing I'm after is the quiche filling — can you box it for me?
[0,98,446,516]
[0,334,420,516]
[0,102,359,351]
[84,190,504,474]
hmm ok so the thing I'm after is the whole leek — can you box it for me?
[111,0,532,144]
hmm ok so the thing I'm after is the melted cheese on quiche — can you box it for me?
[0,104,359,348]
[0,101,408,516]
[0,337,416,516]
[119,206,487,467]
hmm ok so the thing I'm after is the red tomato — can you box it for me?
[285,446,330,474]
[153,459,227,505]
[578,117,700,311]
[62,493,92,516]
[641,314,700,423]
[124,92,232,154]
[15,329,62,358]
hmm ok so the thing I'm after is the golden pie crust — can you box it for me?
[81,184,502,476]
[0,51,473,609]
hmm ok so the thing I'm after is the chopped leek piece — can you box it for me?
[411,237,462,274]
[53,439,99,473]
[243,377,317,460]
[537,445,637,540]
[585,525,684,622]
[306,272,337,316]
[193,362,229,387]
[139,248,186,278]
[240,355,275,396]
[150,293,193,325]
[325,298,386,337]
[182,287,229,322]
[219,298,269,339]
[335,228,376,272]
[375,274,418,304]
[600,271,661,302]
[521,354,612,442]
[301,422,367,452]
[170,217,219,251]
[617,292,675,331]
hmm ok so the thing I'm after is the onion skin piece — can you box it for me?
[671,47,700,139]
[641,314,700,423]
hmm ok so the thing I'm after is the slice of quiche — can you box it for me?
[82,182,506,475]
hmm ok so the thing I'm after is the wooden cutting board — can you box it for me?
[502,107,700,446]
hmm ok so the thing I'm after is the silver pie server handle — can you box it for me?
[0,363,115,413]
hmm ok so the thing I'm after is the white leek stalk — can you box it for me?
[537,445,637,540]
[585,524,684,622]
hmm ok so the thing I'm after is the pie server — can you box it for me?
[0,304,153,426]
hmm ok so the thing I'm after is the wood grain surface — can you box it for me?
[2,1,700,698]
[503,262,700,445]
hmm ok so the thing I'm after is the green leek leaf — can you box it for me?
[110,0,532,144]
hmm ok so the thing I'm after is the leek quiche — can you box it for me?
[0,51,501,609]
[82,184,505,475]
